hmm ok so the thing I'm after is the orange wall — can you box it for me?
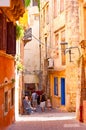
[0,52,15,130]
[49,70,65,108]
[0,52,14,83]
[0,88,4,130]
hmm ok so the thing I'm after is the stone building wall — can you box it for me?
[65,0,80,111]
[40,0,84,112]
[76,40,86,121]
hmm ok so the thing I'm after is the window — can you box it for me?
[54,0,60,18]
[0,14,7,51]
[53,0,64,17]
[45,37,47,58]
[60,0,64,12]
[55,34,59,56]
[55,34,59,45]
[46,5,49,24]
[32,0,38,6]
[61,44,66,65]
[54,0,57,18]
[34,15,39,20]
[54,77,58,96]
[43,9,45,27]
[61,30,65,42]
[61,30,66,65]
[11,87,15,106]
[4,91,8,112]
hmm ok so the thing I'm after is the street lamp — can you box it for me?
[60,42,81,62]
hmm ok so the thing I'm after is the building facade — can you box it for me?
[40,0,86,119]
[0,0,25,129]
[24,0,40,94]
[76,0,86,122]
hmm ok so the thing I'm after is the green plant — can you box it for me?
[15,55,24,72]
[38,0,40,11]
[11,78,15,83]
[17,62,24,72]
[24,0,40,11]
[16,24,24,40]
[24,0,31,7]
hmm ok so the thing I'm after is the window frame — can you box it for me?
[11,87,15,107]
[4,91,8,113]
[32,0,38,6]
[61,30,66,65]
[46,5,49,24]
[54,77,58,96]
[53,0,58,18]
[60,0,64,13]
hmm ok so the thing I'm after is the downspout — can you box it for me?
[39,1,42,90]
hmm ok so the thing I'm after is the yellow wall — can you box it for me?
[49,70,65,108]
[19,9,28,27]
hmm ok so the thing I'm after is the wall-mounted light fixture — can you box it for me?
[60,42,81,62]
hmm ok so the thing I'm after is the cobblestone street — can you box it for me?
[7,107,86,130]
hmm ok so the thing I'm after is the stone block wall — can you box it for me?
[65,0,80,111]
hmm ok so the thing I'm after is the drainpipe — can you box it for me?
[39,2,42,90]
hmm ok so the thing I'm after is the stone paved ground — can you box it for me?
[7,106,86,130]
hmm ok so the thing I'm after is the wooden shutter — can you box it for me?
[7,22,16,56]
[54,77,58,96]
[0,14,3,50]
[0,13,7,51]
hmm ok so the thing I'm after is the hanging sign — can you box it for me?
[0,0,10,7]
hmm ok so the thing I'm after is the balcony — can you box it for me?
[1,0,25,22]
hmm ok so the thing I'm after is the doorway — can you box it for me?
[61,78,65,105]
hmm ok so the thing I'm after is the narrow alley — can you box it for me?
[7,107,86,130]
[0,0,86,130]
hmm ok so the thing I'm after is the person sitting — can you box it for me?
[23,96,36,114]
[47,97,52,110]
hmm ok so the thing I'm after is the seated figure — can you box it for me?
[23,96,36,114]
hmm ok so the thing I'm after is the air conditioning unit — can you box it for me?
[48,58,54,69]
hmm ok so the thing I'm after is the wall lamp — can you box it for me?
[60,42,81,62]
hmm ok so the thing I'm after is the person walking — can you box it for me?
[31,90,38,109]
[40,92,46,112]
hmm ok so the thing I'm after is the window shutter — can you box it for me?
[0,13,7,51]
[54,77,58,96]
[0,14,3,50]
[7,22,16,56]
